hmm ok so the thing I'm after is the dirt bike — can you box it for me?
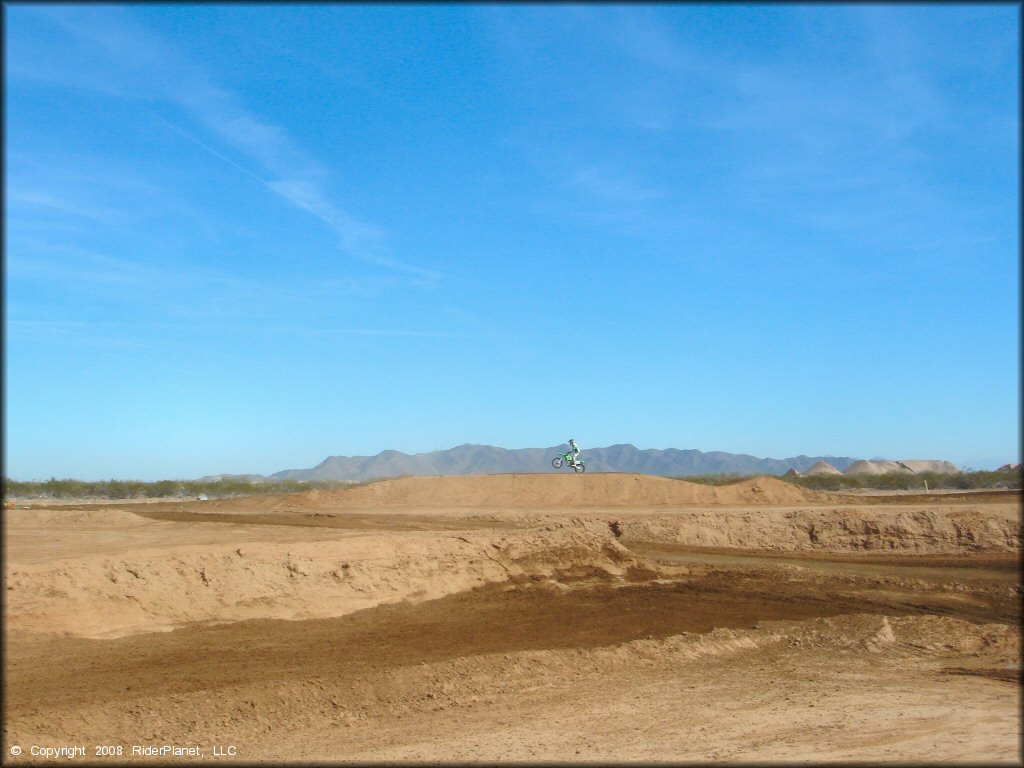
[551,451,586,473]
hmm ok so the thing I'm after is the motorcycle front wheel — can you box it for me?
[552,457,564,469]
[574,464,586,473]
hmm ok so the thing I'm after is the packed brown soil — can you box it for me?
[3,473,1021,763]
[204,472,848,510]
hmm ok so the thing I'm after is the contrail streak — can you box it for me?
[144,108,340,230]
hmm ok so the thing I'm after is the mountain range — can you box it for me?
[202,444,865,483]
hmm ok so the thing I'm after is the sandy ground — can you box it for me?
[3,474,1021,764]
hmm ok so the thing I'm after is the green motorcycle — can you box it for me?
[551,451,586,473]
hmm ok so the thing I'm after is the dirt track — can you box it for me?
[4,474,1021,763]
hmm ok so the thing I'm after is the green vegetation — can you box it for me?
[3,477,367,500]
[679,467,1022,492]
[4,467,1020,500]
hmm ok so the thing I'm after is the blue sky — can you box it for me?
[4,4,1019,480]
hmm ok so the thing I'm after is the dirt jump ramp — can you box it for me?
[214,474,846,511]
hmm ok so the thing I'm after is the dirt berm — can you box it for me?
[613,507,1021,553]
[7,475,1018,639]
[5,526,636,638]
[213,473,845,511]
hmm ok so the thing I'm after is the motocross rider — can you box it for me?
[568,439,581,466]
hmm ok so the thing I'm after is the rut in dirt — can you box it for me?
[7,568,953,714]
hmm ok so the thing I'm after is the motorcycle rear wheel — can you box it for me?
[574,463,586,473]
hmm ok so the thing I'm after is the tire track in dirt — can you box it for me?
[7,563,1012,715]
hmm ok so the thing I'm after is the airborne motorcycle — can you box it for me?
[551,451,586,473]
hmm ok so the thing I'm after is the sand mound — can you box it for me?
[615,506,1021,553]
[845,460,910,475]
[844,459,959,476]
[899,460,961,474]
[214,474,843,511]
[805,461,843,476]
[5,526,636,638]
[721,477,840,505]
[4,507,155,528]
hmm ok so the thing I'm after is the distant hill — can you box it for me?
[217,444,863,483]
[195,473,270,483]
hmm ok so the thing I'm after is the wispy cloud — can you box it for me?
[24,5,440,281]
[5,189,127,228]
[142,113,433,278]
[605,6,696,78]
[302,327,493,339]
[571,164,664,205]
[5,152,167,240]
[7,240,166,287]
[5,230,409,331]
[482,4,1010,285]
[6,319,152,350]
